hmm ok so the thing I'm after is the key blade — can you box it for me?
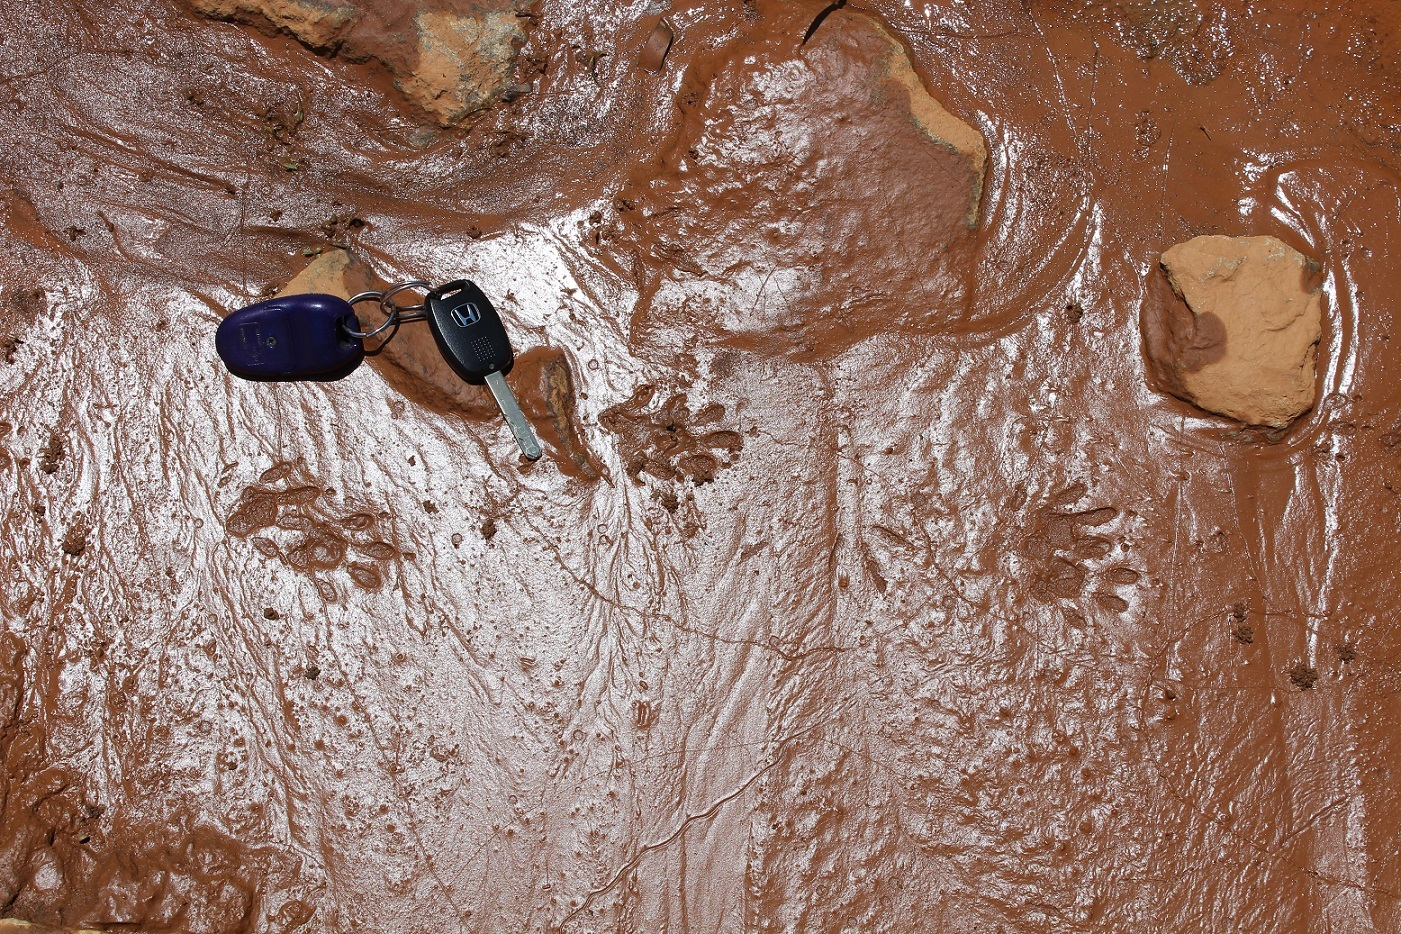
[484,371,543,461]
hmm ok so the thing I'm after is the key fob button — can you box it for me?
[216,293,364,382]
[425,280,514,385]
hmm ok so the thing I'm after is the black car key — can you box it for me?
[425,280,542,461]
[216,293,364,381]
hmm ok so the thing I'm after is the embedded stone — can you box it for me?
[184,0,357,51]
[869,16,988,224]
[400,9,527,124]
[1144,234,1323,429]
[184,0,526,125]
[610,5,989,360]
[277,248,378,300]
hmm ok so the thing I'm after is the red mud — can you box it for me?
[1,0,1400,930]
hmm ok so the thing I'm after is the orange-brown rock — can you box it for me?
[404,9,527,124]
[637,20,674,72]
[273,250,599,474]
[873,18,988,224]
[609,5,987,361]
[184,0,358,51]
[277,248,378,300]
[1143,234,1324,429]
[184,0,526,124]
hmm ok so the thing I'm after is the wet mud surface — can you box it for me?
[2,0,1401,930]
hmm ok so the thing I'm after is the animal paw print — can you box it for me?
[0,634,266,929]
[1012,482,1140,614]
[225,461,398,602]
[600,385,743,484]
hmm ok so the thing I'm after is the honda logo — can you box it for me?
[451,303,481,327]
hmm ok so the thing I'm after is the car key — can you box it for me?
[216,293,364,382]
[424,280,542,461]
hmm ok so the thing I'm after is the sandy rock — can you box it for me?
[277,248,378,300]
[1144,234,1323,429]
[184,0,358,50]
[610,6,988,360]
[402,10,527,124]
[0,921,104,934]
[185,0,526,125]
[871,19,988,225]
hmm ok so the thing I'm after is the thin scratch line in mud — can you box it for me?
[1214,436,1273,609]
[562,774,766,920]
[318,647,468,917]
[1088,41,1101,129]
[926,24,1020,41]
[1276,795,1353,848]
[1159,119,1177,239]
[512,507,639,615]
[749,266,777,319]
[0,44,123,88]
[916,2,1019,42]
[1137,612,1399,902]
[524,528,840,665]
[455,724,835,890]
[1165,415,1187,631]
[670,619,848,664]
[0,66,57,86]
[557,726,817,929]
[234,155,251,295]
[1025,9,1079,145]
[63,120,232,193]
[1139,724,1399,902]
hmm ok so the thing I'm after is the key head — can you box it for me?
[216,293,364,382]
[425,280,514,385]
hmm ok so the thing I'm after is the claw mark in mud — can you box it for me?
[0,286,44,365]
[39,429,64,475]
[60,518,89,557]
[1288,662,1319,690]
[1010,482,1140,615]
[599,385,743,485]
[225,460,399,601]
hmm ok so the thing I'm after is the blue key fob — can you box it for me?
[216,293,364,382]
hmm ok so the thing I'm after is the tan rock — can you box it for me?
[868,17,988,225]
[0,920,105,934]
[184,0,526,125]
[1144,234,1323,429]
[277,248,379,300]
[184,0,358,50]
[403,9,527,124]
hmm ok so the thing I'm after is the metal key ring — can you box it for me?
[380,280,431,318]
[343,280,432,341]
[344,290,393,340]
